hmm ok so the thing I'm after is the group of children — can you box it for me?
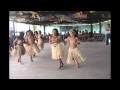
[10,29,86,69]
[49,29,86,69]
[11,30,44,63]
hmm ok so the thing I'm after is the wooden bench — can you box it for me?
[78,34,105,42]
[94,34,105,41]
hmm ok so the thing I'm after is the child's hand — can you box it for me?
[77,42,80,45]
[64,43,66,45]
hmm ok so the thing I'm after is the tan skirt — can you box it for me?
[51,43,64,60]
[11,45,25,56]
[37,39,44,47]
[25,44,40,56]
[67,47,86,64]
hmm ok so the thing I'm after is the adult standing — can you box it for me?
[9,29,14,50]
[106,24,111,45]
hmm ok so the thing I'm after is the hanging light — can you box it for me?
[90,11,95,13]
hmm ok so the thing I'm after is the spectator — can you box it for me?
[82,31,85,42]
[106,24,111,45]
[85,30,89,41]
[89,31,94,41]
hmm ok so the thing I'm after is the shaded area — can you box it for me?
[9,11,111,25]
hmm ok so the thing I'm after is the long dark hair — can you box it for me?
[73,29,78,37]
[25,30,35,42]
[34,31,38,35]
[39,30,41,34]
[18,32,24,40]
[53,28,59,36]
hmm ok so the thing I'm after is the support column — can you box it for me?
[99,22,101,33]
[13,21,15,40]
[43,25,45,35]
[29,25,30,30]
[91,24,93,32]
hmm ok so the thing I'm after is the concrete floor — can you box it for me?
[9,42,111,79]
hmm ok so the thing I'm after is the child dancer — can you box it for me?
[24,30,40,62]
[37,30,44,50]
[65,30,86,68]
[49,28,66,69]
[11,32,25,63]
[34,31,38,45]
[33,31,38,57]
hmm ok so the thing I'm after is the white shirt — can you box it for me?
[9,30,12,37]
[106,27,111,34]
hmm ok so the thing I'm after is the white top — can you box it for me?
[106,27,111,34]
[9,30,12,37]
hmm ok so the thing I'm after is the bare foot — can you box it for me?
[19,61,22,64]
[33,54,36,57]
[31,59,33,62]
[77,66,80,68]
[76,63,80,68]
[58,66,62,69]
[76,65,80,68]
[61,63,64,67]
[17,59,19,62]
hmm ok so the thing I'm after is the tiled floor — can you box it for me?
[9,42,111,79]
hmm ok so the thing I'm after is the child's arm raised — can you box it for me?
[64,37,69,44]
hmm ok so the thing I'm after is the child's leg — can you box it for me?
[40,46,42,50]
[41,45,43,50]
[38,46,42,50]
[58,59,61,69]
[76,62,80,68]
[58,59,64,69]
[41,44,44,50]
[30,55,33,62]
[60,59,64,66]
[42,44,44,49]
[33,53,36,57]
[18,55,21,62]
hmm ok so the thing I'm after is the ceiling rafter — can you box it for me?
[9,11,111,25]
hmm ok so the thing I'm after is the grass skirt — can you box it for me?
[67,47,86,64]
